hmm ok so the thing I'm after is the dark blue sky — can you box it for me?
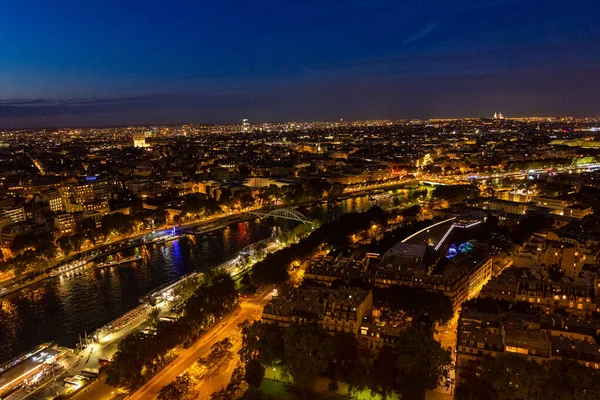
[1,0,599,128]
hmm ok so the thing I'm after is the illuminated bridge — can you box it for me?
[249,208,313,224]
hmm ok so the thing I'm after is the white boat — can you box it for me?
[96,255,142,269]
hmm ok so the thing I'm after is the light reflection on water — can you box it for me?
[0,219,277,364]
[0,192,415,364]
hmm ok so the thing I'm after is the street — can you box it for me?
[70,290,272,400]
[45,301,173,400]
[127,291,272,400]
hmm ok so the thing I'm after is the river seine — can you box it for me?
[0,193,380,363]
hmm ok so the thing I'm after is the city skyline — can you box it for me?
[1,112,600,399]
[1,0,600,128]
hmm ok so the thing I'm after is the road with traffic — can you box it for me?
[127,290,272,400]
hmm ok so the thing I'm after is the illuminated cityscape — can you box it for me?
[1,1,600,400]
[0,117,599,399]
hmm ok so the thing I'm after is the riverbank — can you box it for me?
[3,230,285,400]
[0,213,258,300]
[0,178,415,297]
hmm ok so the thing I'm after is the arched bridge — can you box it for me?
[250,208,313,224]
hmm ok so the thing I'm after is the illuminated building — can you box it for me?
[1,206,25,224]
[54,213,76,236]
[456,307,600,383]
[133,133,149,148]
[262,288,373,336]
[376,244,493,310]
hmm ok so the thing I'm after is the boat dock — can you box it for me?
[96,255,142,269]
[0,343,68,399]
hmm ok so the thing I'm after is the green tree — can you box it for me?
[371,345,397,399]
[375,285,453,325]
[345,354,371,397]
[79,218,99,242]
[218,189,233,207]
[199,338,233,369]
[433,185,480,204]
[394,327,452,400]
[146,308,161,328]
[480,354,545,400]
[239,320,285,367]
[157,372,192,400]
[57,236,74,255]
[545,359,600,400]
[284,323,334,393]
[267,184,281,202]
[244,359,265,388]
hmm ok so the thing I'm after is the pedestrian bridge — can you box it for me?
[249,208,313,224]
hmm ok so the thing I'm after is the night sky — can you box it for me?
[1,0,599,128]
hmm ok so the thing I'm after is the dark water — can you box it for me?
[0,191,415,364]
[0,219,281,364]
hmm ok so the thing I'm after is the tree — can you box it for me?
[239,320,262,364]
[480,354,544,400]
[218,189,233,207]
[345,354,371,397]
[327,182,345,199]
[284,323,334,393]
[433,185,480,204]
[375,285,454,325]
[252,207,386,286]
[458,355,600,400]
[107,277,239,391]
[240,273,251,287]
[181,195,220,218]
[258,323,285,367]
[157,372,192,400]
[57,236,74,255]
[257,188,271,206]
[79,218,98,242]
[211,363,245,400]
[371,345,397,399]
[244,359,265,388]
[237,164,251,177]
[394,327,452,400]
[401,204,422,220]
[545,359,600,400]
[267,184,281,202]
[199,338,233,369]
[146,308,161,328]
[240,193,255,209]
[239,320,285,367]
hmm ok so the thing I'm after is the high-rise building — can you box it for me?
[242,118,250,133]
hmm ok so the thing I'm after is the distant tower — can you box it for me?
[493,112,498,119]
[242,119,250,133]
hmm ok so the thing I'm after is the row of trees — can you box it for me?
[236,320,451,400]
[157,373,193,400]
[158,338,236,400]
[457,354,600,400]
[0,208,167,275]
[106,273,238,390]
[374,285,454,326]
[250,206,388,286]
[0,230,56,276]
[433,184,480,204]
[178,178,353,221]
